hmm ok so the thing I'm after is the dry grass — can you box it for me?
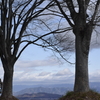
[59,90,100,100]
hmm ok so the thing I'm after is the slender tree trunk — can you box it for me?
[74,25,92,92]
[1,63,14,98]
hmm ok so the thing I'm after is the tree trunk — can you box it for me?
[1,63,14,99]
[74,25,92,92]
[74,35,89,92]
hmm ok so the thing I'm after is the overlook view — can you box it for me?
[0,0,100,100]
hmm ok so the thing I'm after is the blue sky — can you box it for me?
[1,43,100,86]
[0,25,100,86]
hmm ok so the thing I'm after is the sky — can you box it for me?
[14,46,100,85]
[0,42,100,86]
[0,0,100,86]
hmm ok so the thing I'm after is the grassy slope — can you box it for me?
[59,90,100,100]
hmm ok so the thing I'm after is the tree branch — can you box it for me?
[91,0,100,24]
[54,0,74,27]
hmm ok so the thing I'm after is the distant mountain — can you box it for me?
[14,87,73,96]
[16,92,62,100]
[14,82,100,97]
[90,82,100,93]
[13,83,73,92]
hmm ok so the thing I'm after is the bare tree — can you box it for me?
[0,0,58,99]
[0,1,100,99]
[48,0,100,92]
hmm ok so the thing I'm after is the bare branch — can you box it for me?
[91,0,100,24]
[54,0,74,27]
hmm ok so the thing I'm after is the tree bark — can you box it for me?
[1,62,14,98]
[74,25,92,92]
[74,34,89,92]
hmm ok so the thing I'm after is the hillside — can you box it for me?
[16,92,62,100]
[59,90,100,100]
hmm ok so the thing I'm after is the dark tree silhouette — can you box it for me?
[50,0,100,92]
[0,0,57,99]
[0,1,100,99]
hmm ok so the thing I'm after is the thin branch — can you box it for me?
[54,0,74,27]
[91,0,100,24]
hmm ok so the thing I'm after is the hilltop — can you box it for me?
[59,90,100,100]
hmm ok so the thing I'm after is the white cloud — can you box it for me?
[38,72,51,76]
[90,31,100,49]
[54,68,72,76]
[13,68,74,85]
[0,56,100,86]
[89,70,100,82]
[15,57,59,68]
[13,66,100,86]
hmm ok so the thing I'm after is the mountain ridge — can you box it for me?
[14,82,100,96]
[14,87,72,96]
[16,92,62,100]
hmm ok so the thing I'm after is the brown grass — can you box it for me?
[59,90,100,100]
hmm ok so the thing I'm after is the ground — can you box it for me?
[0,96,19,100]
[59,90,100,100]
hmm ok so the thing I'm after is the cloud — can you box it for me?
[15,57,59,68]
[13,68,74,85]
[13,66,100,86]
[0,56,100,86]
[54,68,72,76]
[90,31,100,49]
[38,72,51,76]
[57,26,100,53]
[89,70,100,82]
